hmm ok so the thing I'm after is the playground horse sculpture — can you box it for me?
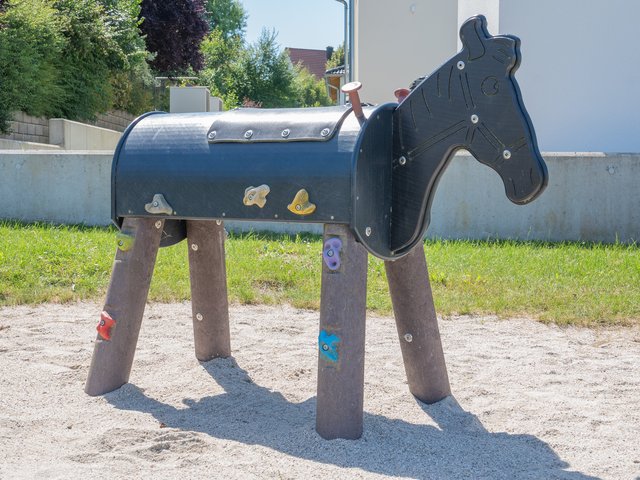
[86,16,548,440]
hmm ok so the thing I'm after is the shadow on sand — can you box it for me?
[107,358,597,479]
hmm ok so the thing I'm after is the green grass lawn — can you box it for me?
[0,221,638,327]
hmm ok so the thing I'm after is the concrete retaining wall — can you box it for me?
[0,151,637,244]
[49,119,122,150]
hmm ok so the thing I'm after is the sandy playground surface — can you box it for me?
[0,302,638,479]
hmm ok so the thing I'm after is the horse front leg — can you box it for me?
[316,224,368,440]
[385,244,451,403]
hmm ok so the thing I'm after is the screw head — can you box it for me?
[322,344,329,351]
[222,212,226,217]
[399,156,407,166]
[326,249,334,257]
[153,201,159,207]
[321,128,330,137]
[191,243,198,251]
[155,220,162,229]
[118,240,124,247]
[503,149,512,160]
[196,313,203,321]
[404,333,413,343]
[471,114,479,124]
[244,130,253,139]
[281,128,290,138]
[295,204,301,211]
[457,61,465,70]
[365,227,372,237]
[208,131,216,140]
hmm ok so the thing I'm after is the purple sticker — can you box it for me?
[323,237,342,271]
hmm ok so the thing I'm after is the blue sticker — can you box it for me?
[319,330,341,363]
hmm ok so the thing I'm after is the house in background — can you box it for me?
[285,47,345,104]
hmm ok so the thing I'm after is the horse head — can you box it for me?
[457,15,548,204]
[391,15,548,254]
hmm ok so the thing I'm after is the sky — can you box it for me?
[241,0,345,51]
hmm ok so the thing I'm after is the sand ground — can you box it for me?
[0,302,638,479]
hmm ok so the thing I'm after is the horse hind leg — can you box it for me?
[85,217,164,396]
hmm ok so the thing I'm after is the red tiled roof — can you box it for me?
[286,48,329,80]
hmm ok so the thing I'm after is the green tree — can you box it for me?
[0,0,64,131]
[204,0,245,38]
[292,65,332,107]
[326,44,344,70]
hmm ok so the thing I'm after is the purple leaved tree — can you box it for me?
[140,0,210,73]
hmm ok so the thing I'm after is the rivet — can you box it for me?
[457,61,465,70]
[399,156,407,166]
[208,131,216,140]
[118,240,124,247]
[155,220,162,229]
[191,243,198,251]
[281,128,290,138]
[274,214,278,219]
[244,130,253,139]
[365,227,372,237]
[216,220,222,225]
[153,201,159,207]
[295,204,301,211]
[321,128,330,137]
[404,333,413,343]
[503,149,512,160]
[327,249,334,257]
[471,114,479,124]
[322,344,329,351]
[196,313,203,321]
[222,212,226,217]
[330,215,335,220]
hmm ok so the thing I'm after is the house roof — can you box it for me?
[325,65,345,76]
[286,48,329,80]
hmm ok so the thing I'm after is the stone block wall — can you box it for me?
[0,110,136,145]
[1,112,49,144]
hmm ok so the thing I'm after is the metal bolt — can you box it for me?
[155,220,162,229]
[399,156,407,166]
[281,128,290,138]
[322,344,329,351]
[153,201,159,207]
[118,240,124,247]
[330,215,335,220]
[327,249,334,257]
[196,313,203,321]
[365,227,372,237]
[208,131,216,140]
[244,130,253,139]
[503,149,512,160]
[321,128,330,137]
[222,212,226,217]
[191,243,198,251]
[404,333,413,343]
[471,114,479,124]
[274,214,278,218]
[457,61,465,70]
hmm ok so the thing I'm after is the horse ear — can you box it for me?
[460,15,488,60]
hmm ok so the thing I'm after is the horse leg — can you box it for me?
[85,218,164,396]
[316,224,368,440]
[186,220,231,361]
[384,243,451,403]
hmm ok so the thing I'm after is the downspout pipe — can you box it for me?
[333,0,353,86]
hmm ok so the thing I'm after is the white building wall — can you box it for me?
[354,0,458,105]
[357,0,640,152]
